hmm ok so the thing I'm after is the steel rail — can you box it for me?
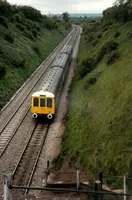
[0,107,30,157]
[12,123,50,195]
[12,121,39,176]
[24,124,50,195]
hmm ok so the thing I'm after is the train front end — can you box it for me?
[31,90,55,119]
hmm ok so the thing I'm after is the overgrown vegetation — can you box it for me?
[57,0,132,188]
[0,0,71,109]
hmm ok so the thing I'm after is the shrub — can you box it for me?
[0,16,8,28]
[32,29,38,38]
[97,33,103,39]
[32,45,40,55]
[85,33,94,43]
[5,32,14,43]
[43,16,57,30]
[15,23,25,31]
[114,31,121,38]
[97,41,118,63]
[34,24,40,31]
[79,57,97,78]
[0,63,6,78]
[19,6,43,22]
[107,52,120,65]
[92,39,99,46]
[0,45,25,68]
[105,41,118,52]
[84,77,97,89]
[24,30,34,40]
[14,13,25,23]
[0,1,11,17]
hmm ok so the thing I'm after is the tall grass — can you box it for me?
[59,21,132,184]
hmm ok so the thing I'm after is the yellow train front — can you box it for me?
[31,45,73,120]
[31,91,55,119]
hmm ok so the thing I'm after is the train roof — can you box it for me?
[32,90,54,98]
[60,45,73,54]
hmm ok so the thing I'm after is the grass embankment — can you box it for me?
[0,2,70,110]
[0,27,67,109]
[59,21,132,180]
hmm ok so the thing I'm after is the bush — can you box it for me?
[84,77,97,89]
[15,23,25,31]
[79,57,97,78]
[0,45,25,68]
[114,31,121,38]
[0,63,6,78]
[24,30,34,40]
[107,52,120,65]
[5,32,14,43]
[34,24,40,31]
[97,41,118,63]
[32,29,38,38]
[0,1,11,17]
[97,33,103,39]
[19,6,43,22]
[92,39,99,46]
[85,33,94,43]
[0,16,8,28]
[14,13,25,23]
[32,45,40,55]
[43,16,57,30]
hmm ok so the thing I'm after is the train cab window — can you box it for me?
[40,98,45,107]
[33,97,39,107]
[47,98,52,108]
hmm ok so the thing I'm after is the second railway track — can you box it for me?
[12,122,50,195]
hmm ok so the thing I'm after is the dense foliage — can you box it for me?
[103,0,132,23]
[0,0,71,109]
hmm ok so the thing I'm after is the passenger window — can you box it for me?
[40,98,45,107]
[47,98,52,108]
[33,98,39,107]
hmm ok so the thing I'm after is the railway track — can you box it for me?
[12,122,50,195]
[0,27,78,158]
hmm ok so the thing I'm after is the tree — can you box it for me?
[62,12,70,22]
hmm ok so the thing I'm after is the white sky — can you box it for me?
[7,0,115,14]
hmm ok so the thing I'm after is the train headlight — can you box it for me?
[47,114,53,120]
[32,113,38,118]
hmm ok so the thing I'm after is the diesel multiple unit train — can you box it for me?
[31,44,73,119]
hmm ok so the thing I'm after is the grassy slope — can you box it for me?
[0,21,68,109]
[60,21,132,178]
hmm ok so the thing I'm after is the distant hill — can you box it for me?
[50,13,102,18]
[69,13,102,18]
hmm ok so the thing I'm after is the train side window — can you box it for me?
[33,97,39,107]
[47,98,52,108]
[40,98,45,107]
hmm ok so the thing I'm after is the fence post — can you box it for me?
[4,174,12,200]
[95,180,103,200]
[123,175,127,200]
[43,161,50,187]
[99,172,103,190]
[76,170,80,190]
